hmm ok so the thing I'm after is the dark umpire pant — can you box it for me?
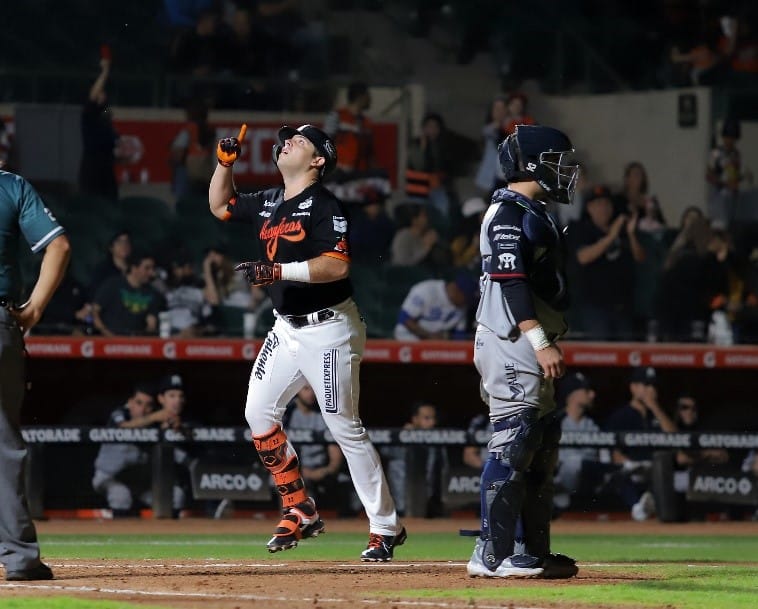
[0,307,43,572]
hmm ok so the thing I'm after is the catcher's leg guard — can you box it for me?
[253,425,308,508]
[476,410,543,571]
[521,411,561,559]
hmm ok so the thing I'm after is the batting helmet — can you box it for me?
[273,124,338,179]
[498,124,579,204]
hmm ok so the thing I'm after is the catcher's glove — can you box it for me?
[217,124,247,167]
[235,261,281,286]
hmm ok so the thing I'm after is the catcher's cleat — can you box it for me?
[539,553,579,579]
[266,498,325,553]
[360,527,407,562]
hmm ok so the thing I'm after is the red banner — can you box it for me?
[113,119,399,187]
[22,337,758,368]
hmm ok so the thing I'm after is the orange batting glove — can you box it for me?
[217,124,247,167]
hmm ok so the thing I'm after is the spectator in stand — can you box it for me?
[227,3,269,77]
[719,14,758,81]
[474,94,508,195]
[613,162,667,234]
[252,0,329,78]
[282,384,353,513]
[164,250,213,337]
[33,267,90,336]
[92,252,166,336]
[406,112,460,219]
[657,214,728,342]
[381,401,448,518]
[202,244,267,310]
[567,185,645,340]
[553,372,603,512]
[502,92,536,137]
[348,194,396,265]
[323,82,392,206]
[390,203,443,268]
[669,20,730,86]
[170,99,216,200]
[168,8,235,77]
[88,230,132,299]
[706,118,752,228]
[78,54,128,200]
[91,383,178,517]
[324,81,374,174]
[450,197,487,271]
[603,367,677,521]
[733,246,758,344]
[394,271,478,341]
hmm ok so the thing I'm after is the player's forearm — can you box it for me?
[209,164,235,219]
[301,255,349,283]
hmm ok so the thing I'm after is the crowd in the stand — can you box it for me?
[15,74,757,344]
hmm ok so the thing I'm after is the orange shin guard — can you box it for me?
[252,425,308,507]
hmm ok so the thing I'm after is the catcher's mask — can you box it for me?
[499,124,580,205]
[272,124,337,179]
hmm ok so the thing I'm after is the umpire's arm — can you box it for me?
[12,234,71,333]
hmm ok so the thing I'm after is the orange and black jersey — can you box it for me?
[224,182,352,315]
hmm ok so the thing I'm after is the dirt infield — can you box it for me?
[1,518,754,609]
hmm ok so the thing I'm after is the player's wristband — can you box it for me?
[279,261,311,282]
[524,325,551,351]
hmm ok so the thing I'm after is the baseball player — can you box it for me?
[209,124,405,561]
[1,170,70,581]
[467,125,580,579]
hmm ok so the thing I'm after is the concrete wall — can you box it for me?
[532,88,713,224]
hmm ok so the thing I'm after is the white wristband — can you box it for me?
[279,261,311,282]
[524,325,551,351]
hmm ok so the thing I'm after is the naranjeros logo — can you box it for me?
[259,218,305,258]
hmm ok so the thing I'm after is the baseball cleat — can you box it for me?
[539,553,579,579]
[360,527,407,562]
[466,539,544,578]
[266,498,325,553]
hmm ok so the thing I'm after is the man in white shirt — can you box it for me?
[394,272,478,340]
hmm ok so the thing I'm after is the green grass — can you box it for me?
[408,565,758,609]
[38,533,758,563]
[5,531,757,609]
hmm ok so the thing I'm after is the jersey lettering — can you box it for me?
[259,218,306,259]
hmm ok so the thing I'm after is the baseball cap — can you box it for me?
[453,271,479,305]
[557,371,592,404]
[157,374,184,394]
[462,197,487,218]
[277,124,337,178]
[584,184,612,204]
[630,366,657,385]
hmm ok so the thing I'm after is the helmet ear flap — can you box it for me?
[499,132,524,181]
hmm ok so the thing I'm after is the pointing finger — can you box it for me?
[237,124,247,142]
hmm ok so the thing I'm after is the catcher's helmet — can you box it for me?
[499,124,579,204]
[273,124,337,179]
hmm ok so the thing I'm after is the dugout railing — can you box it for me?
[21,426,758,520]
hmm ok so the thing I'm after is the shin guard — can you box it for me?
[253,425,308,507]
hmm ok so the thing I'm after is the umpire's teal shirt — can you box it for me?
[0,170,65,301]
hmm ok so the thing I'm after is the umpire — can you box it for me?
[0,170,70,581]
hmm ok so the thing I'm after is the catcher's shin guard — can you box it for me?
[253,425,308,507]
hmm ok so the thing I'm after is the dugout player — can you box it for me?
[467,125,580,579]
[209,124,405,561]
[0,170,70,580]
